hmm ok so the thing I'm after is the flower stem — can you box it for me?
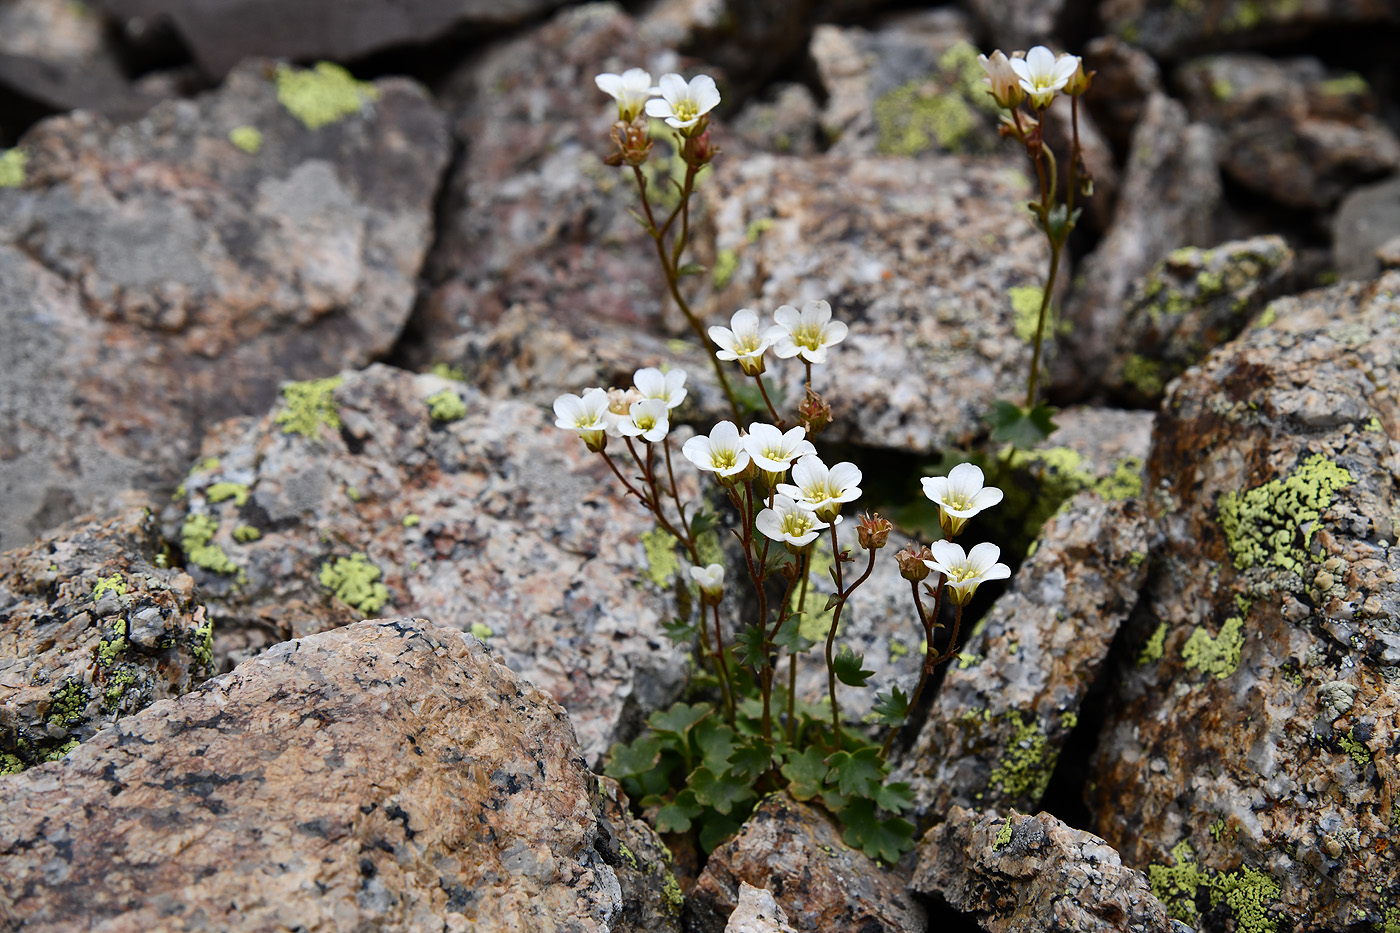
[1024,239,1063,409]
[786,564,809,745]
[713,601,736,724]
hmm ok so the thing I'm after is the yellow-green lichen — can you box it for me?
[875,79,977,156]
[1148,840,1209,923]
[712,248,739,289]
[796,538,836,642]
[47,681,88,726]
[1096,457,1145,501]
[402,514,421,528]
[206,482,250,506]
[1123,354,1166,396]
[228,125,263,154]
[470,622,493,639]
[429,362,466,382]
[0,753,23,775]
[993,819,1014,850]
[96,617,128,666]
[1181,615,1244,679]
[192,617,214,669]
[102,669,138,710]
[1214,867,1280,933]
[426,389,467,422]
[1338,727,1372,769]
[618,842,639,871]
[1211,77,1235,100]
[988,713,1055,802]
[889,640,909,663]
[42,738,79,761]
[1254,304,1278,329]
[1319,73,1368,97]
[319,553,390,615]
[640,528,680,588]
[180,514,240,576]
[276,375,344,438]
[92,573,127,601]
[233,524,261,543]
[1217,454,1353,576]
[1060,711,1078,730]
[0,148,27,188]
[1011,286,1044,342]
[745,217,774,243]
[276,62,379,129]
[1139,621,1168,665]
[1366,416,1384,432]
[662,872,685,912]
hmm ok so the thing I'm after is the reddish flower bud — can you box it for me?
[896,544,933,582]
[856,512,893,551]
[797,386,832,435]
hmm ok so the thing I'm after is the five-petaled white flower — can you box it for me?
[595,68,656,122]
[710,308,783,376]
[777,454,862,522]
[756,494,830,551]
[689,562,725,601]
[978,50,1025,109]
[617,398,670,443]
[743,423,816,479]
[771,299,848,365]
[645,73,721,133]
[553,387,610,452]
[920,462,1004,538]
[1009,46,1080,109]
[601,387,643,437]
[633,367,688,409]
[923,541,1011,606]
[682,420,751,482]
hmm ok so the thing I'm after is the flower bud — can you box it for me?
[1065,61,1092,97]
[896,545,933,582]
[609,118,654,167]
[797,386,832,435]
[689,563,725,603]
[683,128,717,166]
[856,512,893,550]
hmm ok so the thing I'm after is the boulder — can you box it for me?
[722,883,798,933]
[1334,175,1400,281]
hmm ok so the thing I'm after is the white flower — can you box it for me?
[923,541,1011,606]
[645,73,721,132]
[682,420,751,482]
[595,68,656,122]
[777,454,861,522]
[978,50,1025,109]
[743,423,815,475]
[709,308,783,376]
[602,387,643,437]
[1008,46,1080,109]
[920,462,1004,537]
[634,367,688,409]
[689,562,725,601]
[756,494,829,550]
[617,398,670,443]
[771,299,848,365]
[553,388,610,452]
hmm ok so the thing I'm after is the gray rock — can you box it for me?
[595,775,686,933]
[0,617,675,931]
[1334,175,1400,281]
[962,0,1067,54]
[730,83,821,156]
[1081,36,1163,150]
[0,60,450,549]
[911,807,1183,933]
[167,363,690,765]
[0,499,211,772]
[1090,269,1400,930]
[1099,0,1400,60]
[723,883,797,933]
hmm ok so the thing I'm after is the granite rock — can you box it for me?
[911,807,1183,933]
[730,83,821,156]
[0,499,211,772]
[595,775,687,933]
[1090,269,1400,930]
[1080,36,1164,150]
[687,793,926,933]
[723,883,798,933]
[1333,175,1400,281]
[168,363,689,765]
[0,617,678,932]
[0,60,450,549]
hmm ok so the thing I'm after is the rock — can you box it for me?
[0,499,211,772]
[896,489,1151,821]
[1105,236,1295,406]
[1098,0,1400,60]
[96,0,570,78]
[910,807,1183,933]
[730,83,821,156]
[0,61,449,550]
[1080,36,1164,150]
[595,775,687,933]
[1176,53,1400,212]
[167,363,689,765]
[697,151,1049,452]
[1089,269,1400,930]
[962,0,1067,54]
[1334,175,1400,281]
[687,793,926,933]
[0,617,681,931]
[1055,93,1219,400]
[723,883,798,933]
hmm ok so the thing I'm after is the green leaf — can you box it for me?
[826,746,886,798]
[648,702,713,741]
[604,736,662,779]
[780,746,829,802]
[870,687,910,728]
[872,780,914,814]
[676,263,706,277]
[773,613,816,654]
[694,721,738,775]
[690,509,720,538]
[838,797,916,864]
[698,814,743,853]
[988,400,1058,447]
[833,646,875,688]
[726,739,775,781]
[661,617,698,644]
[736,623,768,668]
[655,790,704,833]
[689,767,755,815]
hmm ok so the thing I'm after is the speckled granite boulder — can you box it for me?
[911,807,1183,933]
[0,618,682,932]
[1099,0,1400,60]
[722,883,798,933]
[896,489,1151,822]
[1090,269,1400,931]
[1176,54,1400,212]
[0,60,450,549]
[687,794,926,933]
[1105,236,1295,405]
[0,499,211,772]
[168,363,689,765]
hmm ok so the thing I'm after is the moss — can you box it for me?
[429,362,466,382]
[993,819,1014,851]
[1123,354,1166,396]
[875,79,977,155]
[402,514,421,528]
[47,681,89,727]
[233,524,261,543]
[1338,727,1372,769]
[1319,73,1368,96]
[0,148,27,187]
[640,528,680,588]
[228,125,263,153]
[276,62,379,129]
[1217,454,1353,576]
[662,871,685,912]
[1182,615,1244,679]
[989,713,1055,802]
[275,375,344,438]
[102,670,138,711]
[1138,621,1168,665]
[1097,457,1145,501]
[181,513,240,576]
[711,248,739,289]
[426,388,467,422]
[319,553,390,615]
[206,482,250,506]
[470,622,494,639]
[0,753,23,775]
[92,573,127,601]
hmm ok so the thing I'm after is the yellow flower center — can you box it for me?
[673,100,699,123]
[792,322,824,350]
[781,512,815,537]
